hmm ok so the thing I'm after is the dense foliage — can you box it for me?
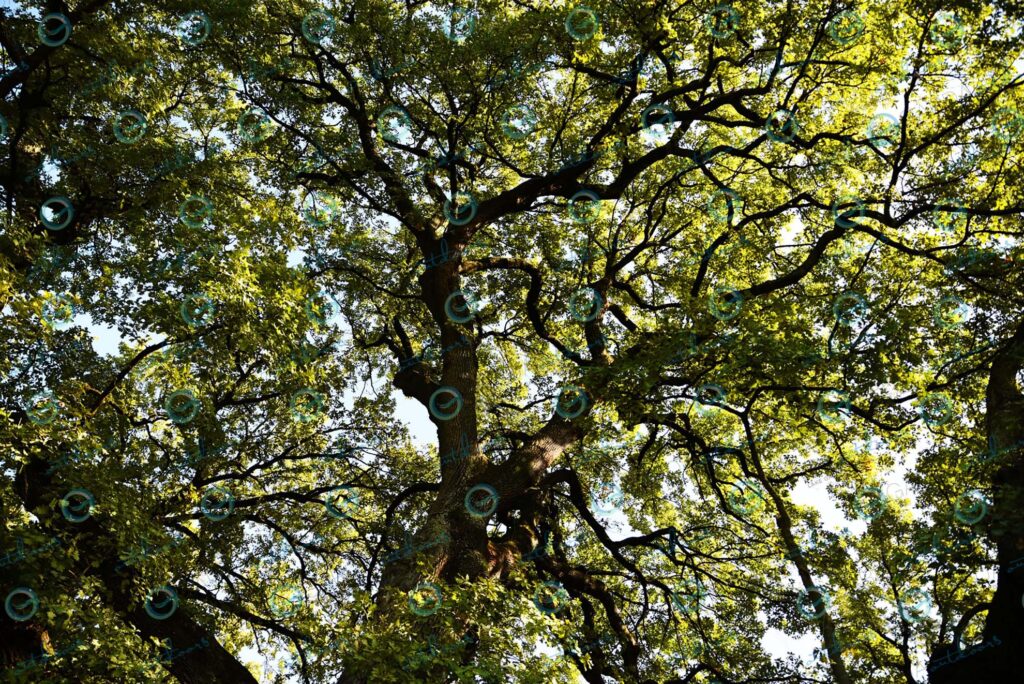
[1,1,1023,682]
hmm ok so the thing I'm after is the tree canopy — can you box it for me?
[1,1,1023,682]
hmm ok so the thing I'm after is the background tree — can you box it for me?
[2,1,1022,683]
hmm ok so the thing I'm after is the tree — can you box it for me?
[1,1,1022,682]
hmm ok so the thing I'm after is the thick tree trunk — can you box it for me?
[10,431,258,683]
[928,323,1024,681]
